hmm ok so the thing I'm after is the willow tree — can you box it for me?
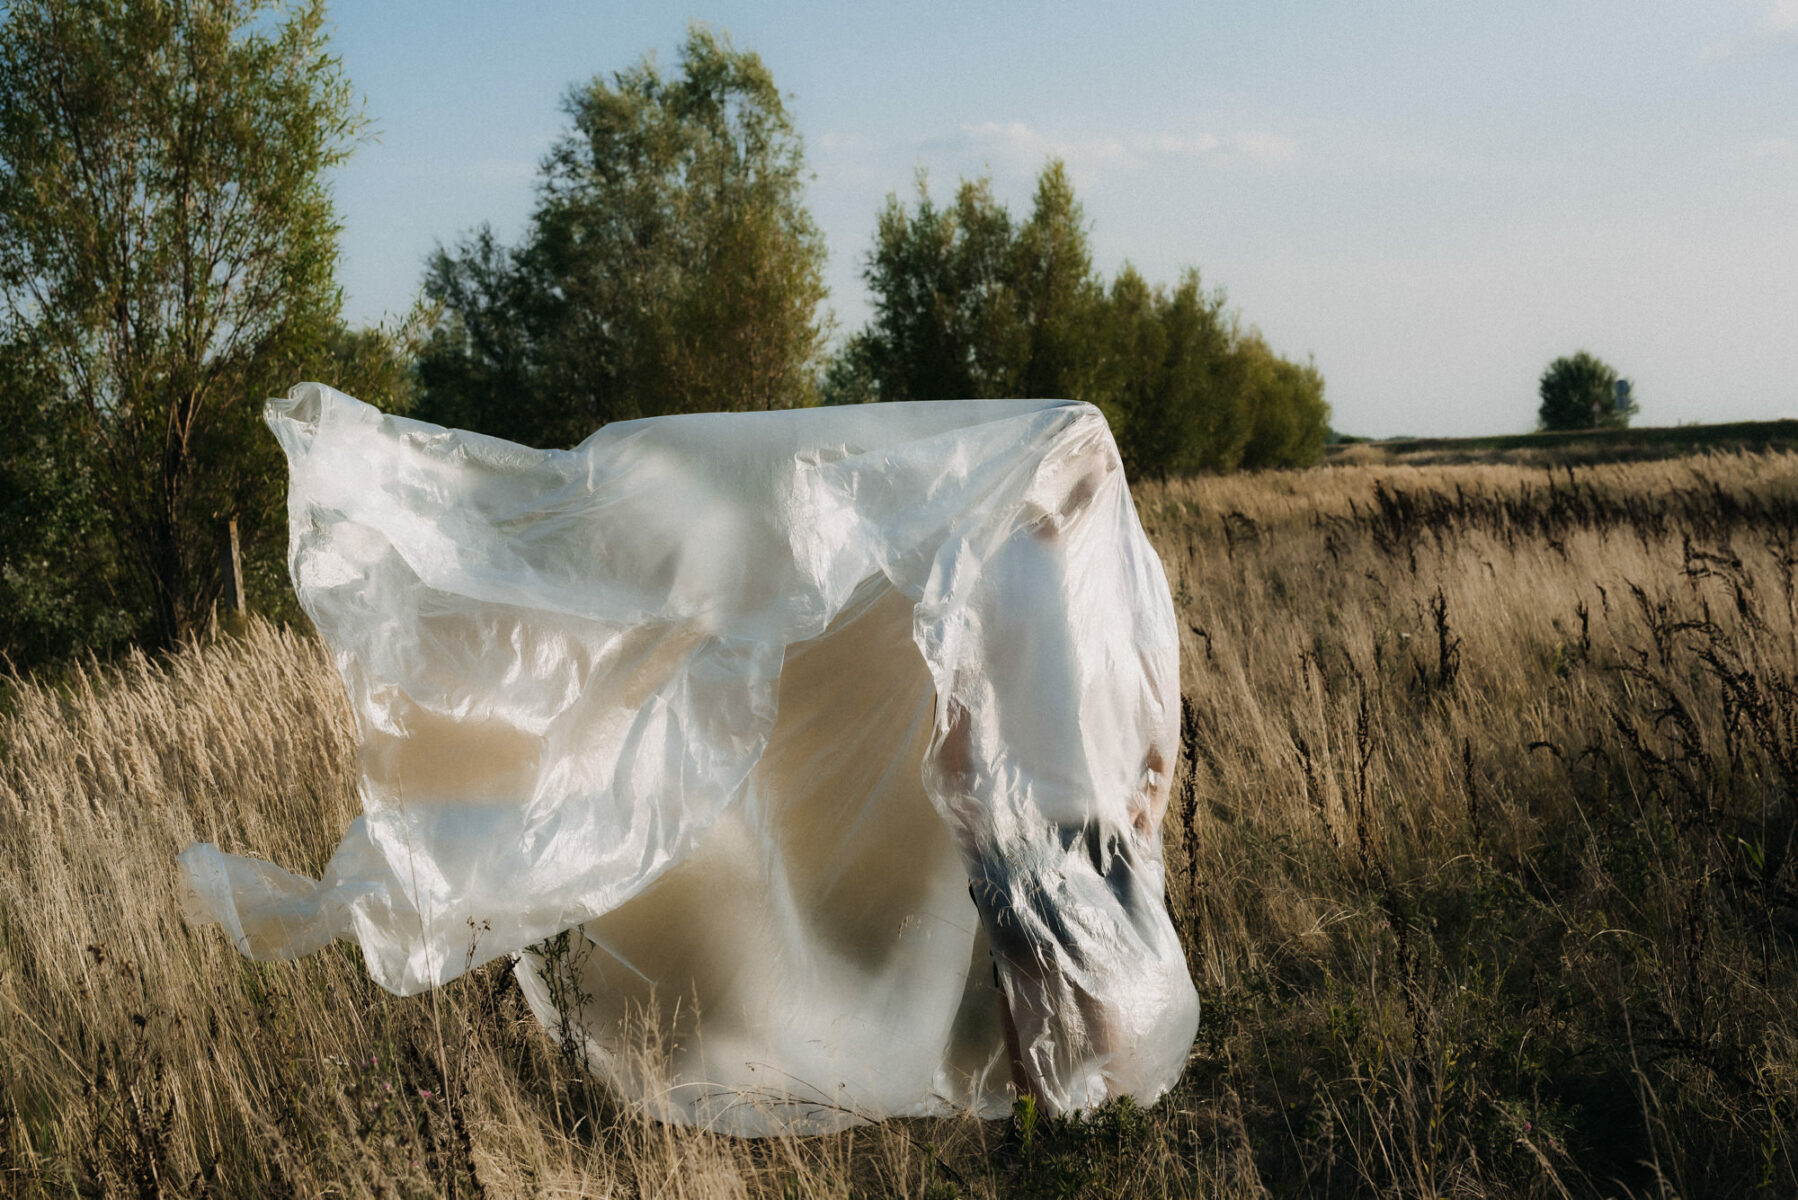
[0,0,360,651]
[417,26,829,448]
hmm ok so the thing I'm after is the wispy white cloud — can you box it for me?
[1232,132,1299,164]
[816,121,1298,184]
[1700,1,1798,62]
[1134,131,1225,157]
[937,120,1294,183]
[816,131,879,154]
[958,121,1223,171]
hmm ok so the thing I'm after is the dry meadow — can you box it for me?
[4,451,1797,1198]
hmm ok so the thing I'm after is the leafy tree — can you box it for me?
[1095,266,1242,476]
[0,334,138,666]
[417,26,828,448]
[856,174,1024,403]
[817,330,880,407]
[1012,162,1105,403]
[1538,351,1635,431]
[1094,266,1170,465]
[0,0,361,654]
[1237,334,1329,469]
[848,159,1329,475]
[853,163,1102,409]
[322,304,434,420]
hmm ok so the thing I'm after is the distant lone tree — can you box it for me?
[1538,351,1635,431]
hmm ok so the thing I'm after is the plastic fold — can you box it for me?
[178,383,1199,1134]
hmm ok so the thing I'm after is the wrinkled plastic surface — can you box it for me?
[179,383,1199,1133]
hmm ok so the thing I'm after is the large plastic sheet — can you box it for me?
[179,383,1199,1133]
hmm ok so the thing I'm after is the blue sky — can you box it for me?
[326,2,1797,437]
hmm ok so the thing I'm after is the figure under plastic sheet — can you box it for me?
[178,383,1200,1134]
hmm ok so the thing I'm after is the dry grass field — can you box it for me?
[4,450,1798,1198]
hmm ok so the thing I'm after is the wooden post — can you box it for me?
[218,516,245,618]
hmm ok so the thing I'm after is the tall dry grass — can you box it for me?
[3,451,1796,1197]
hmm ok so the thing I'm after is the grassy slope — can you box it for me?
[4,450,1798,1197]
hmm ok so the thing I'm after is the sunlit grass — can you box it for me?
[3,450,1795,1196]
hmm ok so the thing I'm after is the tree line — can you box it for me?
[0,2,1329,671]
[822,166,1327,477]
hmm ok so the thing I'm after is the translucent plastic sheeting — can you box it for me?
[178,383,1199,1134]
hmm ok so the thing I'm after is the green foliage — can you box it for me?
[997,1095,1157,1199]
[855,173,1028,403]
[417,25,829,448]
[852,163,1101,408]
[0,0,362,653]
[316,303,435,420]
[0,335,139,666]
[843,160,1330,476]
[1095,266,1246,475]
[1012,164,1106,406]
[1237,334,1330,470]
[817,330,881,407]
[1538,350,1634,431]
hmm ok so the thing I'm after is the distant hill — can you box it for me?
[1324,419,1798,467]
